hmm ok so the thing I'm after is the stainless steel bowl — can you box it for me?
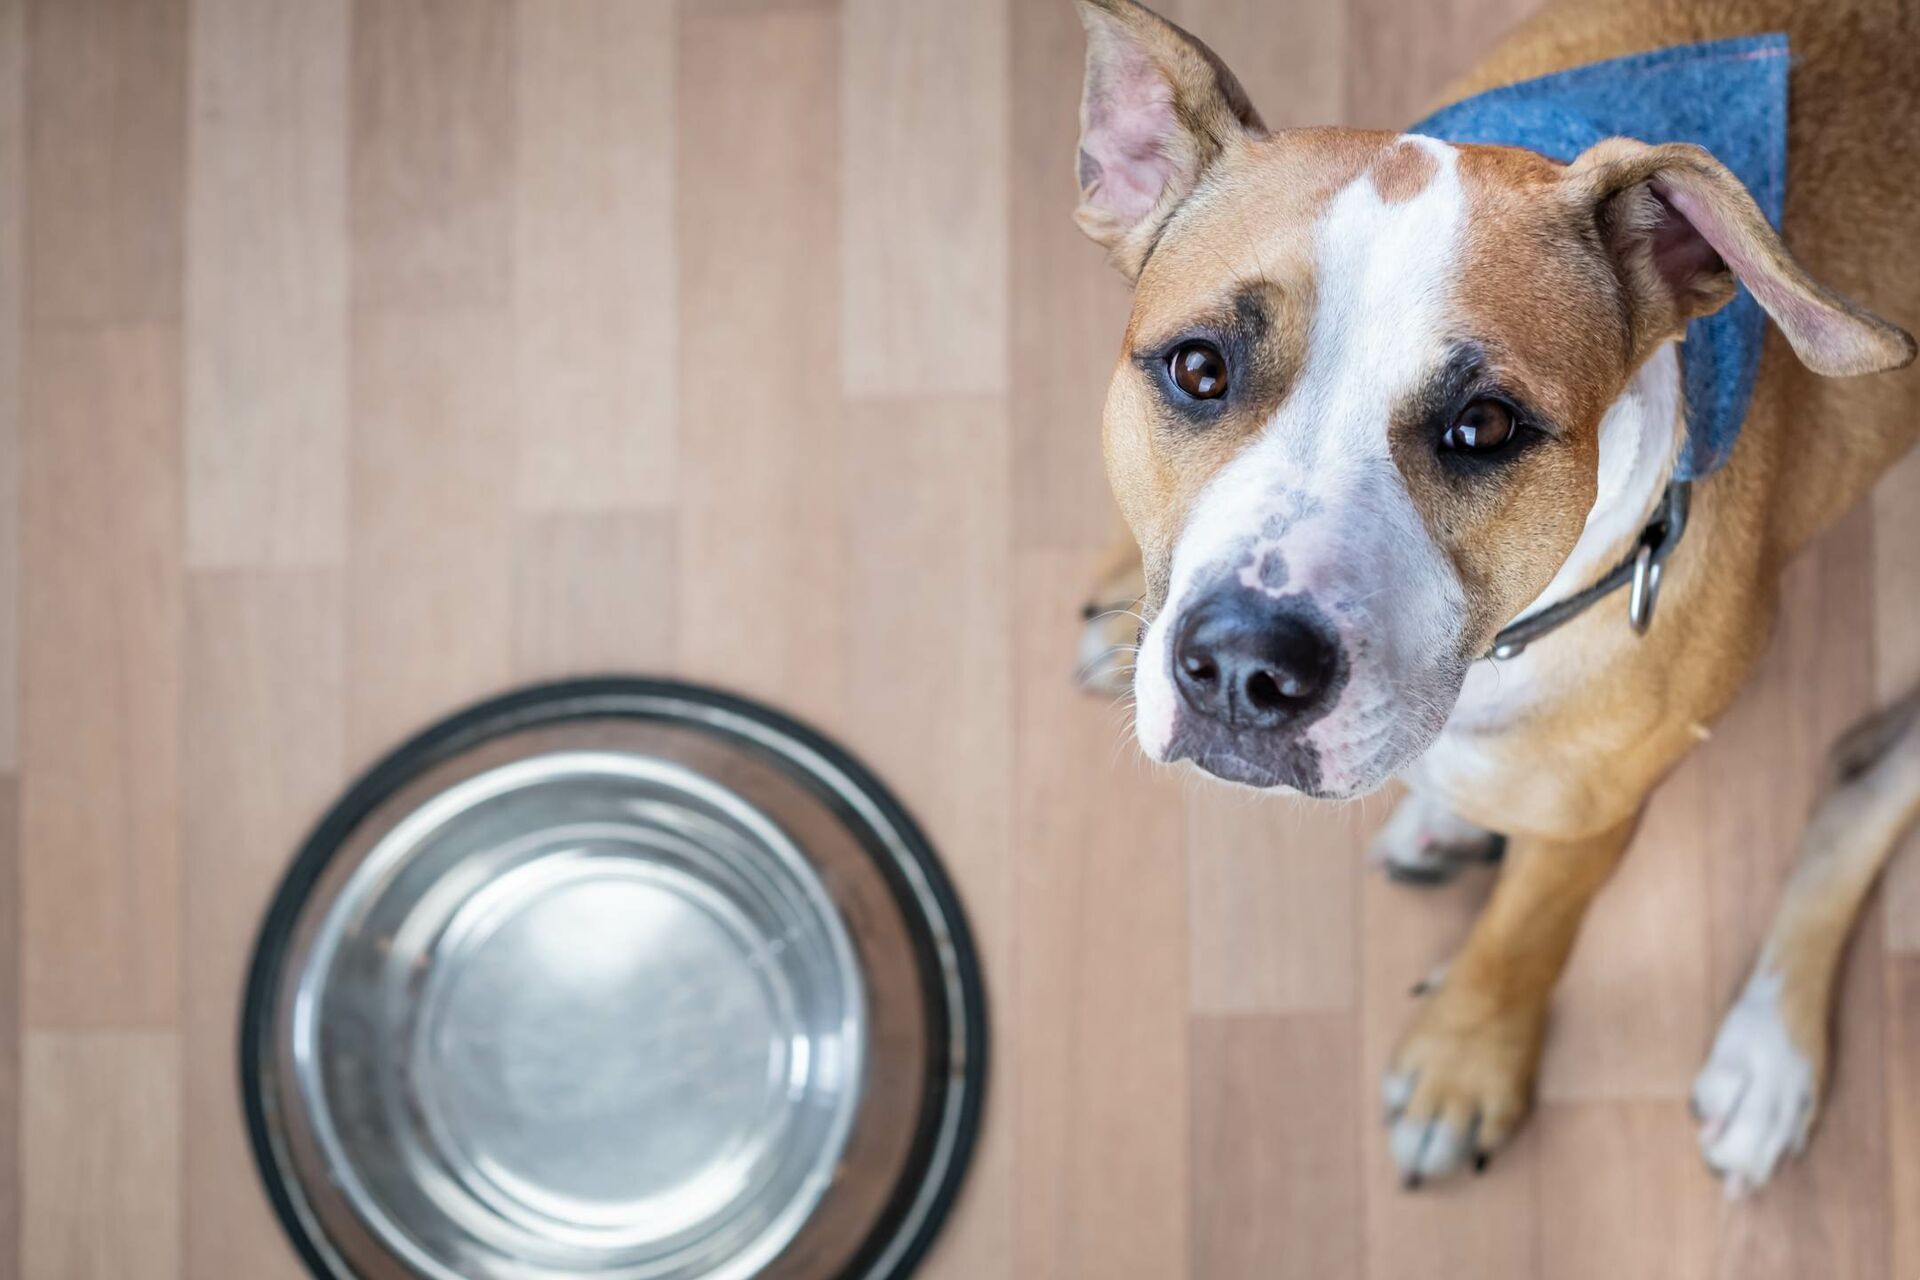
[244,680,986,1280]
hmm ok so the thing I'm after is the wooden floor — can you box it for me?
[3,0,1918,1276]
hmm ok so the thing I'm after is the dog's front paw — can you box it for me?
[1384,979,1544,1185]
[1691,971,1823,1197]
[1369,791,1505,885]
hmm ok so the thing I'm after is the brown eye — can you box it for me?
[1169,342,1228,400]
[1441,398,1516,452]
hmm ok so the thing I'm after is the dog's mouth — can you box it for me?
[1163,725,1331,795]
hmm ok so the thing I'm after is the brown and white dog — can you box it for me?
[1072,0,1920,1191]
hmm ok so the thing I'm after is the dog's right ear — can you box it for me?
[1075,0,1263,279]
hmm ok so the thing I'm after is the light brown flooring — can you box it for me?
[4,0,1919,1276]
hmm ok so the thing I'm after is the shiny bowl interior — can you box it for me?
[243,680,986,1280]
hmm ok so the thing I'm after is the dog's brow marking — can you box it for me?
[1369,139,1440,204]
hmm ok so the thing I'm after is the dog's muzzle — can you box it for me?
[1162,586,1348,792]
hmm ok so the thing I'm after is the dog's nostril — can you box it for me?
[1244,668,1310,712]
[1171,593,1342,728]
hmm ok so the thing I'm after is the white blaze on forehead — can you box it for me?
[1164,134,1467,607]
[1135,136,1473,781]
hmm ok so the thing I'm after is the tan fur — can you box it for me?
[1369,139,1440,204]
[1075,0,1920,1180]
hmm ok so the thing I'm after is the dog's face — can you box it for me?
[1076,0,1914,797]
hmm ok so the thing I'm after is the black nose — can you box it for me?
[1172,594,1342,729]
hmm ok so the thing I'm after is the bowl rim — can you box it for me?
[240,675,990,1280]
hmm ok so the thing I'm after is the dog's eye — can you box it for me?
[1440,399,1515,452]
[1169,342,1228,400]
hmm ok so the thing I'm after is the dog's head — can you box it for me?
[1077,0,1914,797]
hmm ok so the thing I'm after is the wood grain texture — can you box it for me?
[21,326,182,1029]
[512,511,678,679]
[675,6,848,729]
[513,0,677,511]
[351,0,513,311]
[1187,791,1366,1015]
[25,0,185,323]
[1888,956,1920,1280]
[0,0,19,772]
[1696,508,1889,1280]
[181,572,341,1280]
[1872,449,1920,952]
[1015,551,1190,1280]
[840,395,1014,1279]
[1537,772,1712,1101]
[348,311,516,761]
[1345,0,1540,125]
[840,0,1007,398]
[1191,1013,1362,1280]
[22,1032,180,1280]
[1533,1102,1715,1280]
[0,781,18,1280]
[1008,0,1133,551]
[1164,0,1347,126]
[185,0,349,568]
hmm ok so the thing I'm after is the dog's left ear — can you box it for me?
[1569,137,1915,376]
[1075,0,1264,279]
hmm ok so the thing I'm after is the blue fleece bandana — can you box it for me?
[1412,34,1791,480]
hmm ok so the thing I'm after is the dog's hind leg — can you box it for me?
[1693,687,1920,1195]
[1075,536,1147,695]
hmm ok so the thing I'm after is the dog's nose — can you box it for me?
[1172,593,1342,729]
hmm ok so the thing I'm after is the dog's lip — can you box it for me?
[1164,723,1334,796]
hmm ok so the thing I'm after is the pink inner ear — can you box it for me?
[1657,180,1833,353]
[1645,189,1725,295]
[1082,39,1180,225]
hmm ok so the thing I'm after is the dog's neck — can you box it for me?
[1519,342,1685,624]
[1440,344,1684,733]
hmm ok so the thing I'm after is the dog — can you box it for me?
[1071,0,1920,1192]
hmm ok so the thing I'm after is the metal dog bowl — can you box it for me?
[243,679,987,1280]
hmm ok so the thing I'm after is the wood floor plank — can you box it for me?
[1015,551,1190,1280]
[1191,1013,1362,1280]
[1187,791,1365,1016]
[1871,448,1920,953]
[840,394,1014,1277]
[511,511,677,680]
[513,0,676,511]
[840,0,1006,398]
[351,0,513,312]
[0,0,20,772]
[1163,0,1347,127]
[347,311,516,761]
[22,1032,180,1280]
[1358,864,1539,1280]
[1696,508,1888,1279]
[1344,0,1540,126]
[1887,956,1920,1279]
[0,780,18,1280]
[1533,1102,1715,1280]
[1007,0,1133,552]
[185,0,349,568]
[21,325,181,1029]
[675,5,847,729]
[1710,899,1889,1278]
[25,0,186,323]
[1537,774,1712,1101]
[181,571,341,1280]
